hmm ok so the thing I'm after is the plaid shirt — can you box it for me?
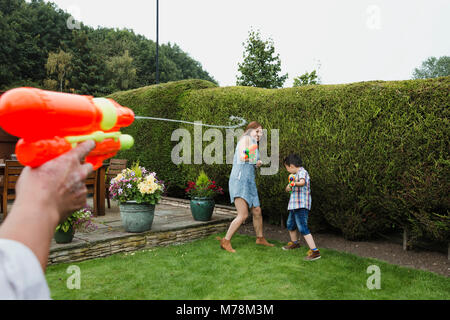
[287,167,311,210]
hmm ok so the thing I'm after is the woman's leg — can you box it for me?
[252,206,263,238]
[253,206,275,246]
[224,197,249,240]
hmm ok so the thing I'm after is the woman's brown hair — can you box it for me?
[245,121,263,132]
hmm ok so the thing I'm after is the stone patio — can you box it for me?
[1,197,237,265]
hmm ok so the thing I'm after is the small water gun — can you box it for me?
[0,87,135,170]
[243,144,258,162]
[288,174,296,193]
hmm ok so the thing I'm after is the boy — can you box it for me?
[283,153,321,261]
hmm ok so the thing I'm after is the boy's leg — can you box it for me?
[289,230,299,243]
[286,210,298,241]
[283,211,301,250]
[295,209,315,247]
[296,209,320,260]
[304,234,317,250]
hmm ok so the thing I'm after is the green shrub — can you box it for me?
[176,78,449,241]
[107,79,217,197]
[108,77,449,242]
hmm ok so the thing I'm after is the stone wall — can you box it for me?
[48,222,229,265]
[160,196,238,216]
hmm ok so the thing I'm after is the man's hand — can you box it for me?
[286,184,292,193]
[14,140,95,223]
[256,160,262,168]
[0,140,96,272]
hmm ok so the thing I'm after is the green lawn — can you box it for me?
[46,234,449,300]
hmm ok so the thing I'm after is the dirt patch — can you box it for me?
[237,222,449,277]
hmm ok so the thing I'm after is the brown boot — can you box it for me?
[218,237,236,253]
[256,237,275,247]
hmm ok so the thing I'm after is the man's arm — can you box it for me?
[0,140,95,272]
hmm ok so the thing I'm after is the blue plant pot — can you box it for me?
[190,197,215,221]
[119,201,155,233]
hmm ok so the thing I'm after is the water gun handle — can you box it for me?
[16,132,133,170]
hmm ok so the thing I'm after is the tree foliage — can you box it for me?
[293,70,320,87]
[45,49,73,92]
[0,0,217,94]
[412,56,450,79]
[236,29,288,89]
[106,50,137,91]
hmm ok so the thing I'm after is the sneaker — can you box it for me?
[282,241,300,250]
[304,249,321,261]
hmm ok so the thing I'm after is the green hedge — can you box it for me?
[108,77,449,242]
[107,79,217,197]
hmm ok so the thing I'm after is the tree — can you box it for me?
[68,29,107,95]
[0,0,73,88]
[412,56,450,79]
[293,70,321,86]
[162,42,217,84]
[45,49,73,91]
[236,29,288,88]
[0,0,217,92]
[106,50,137,91]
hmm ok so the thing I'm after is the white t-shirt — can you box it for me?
[0,239,51,299]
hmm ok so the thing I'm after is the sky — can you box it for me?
[44,0,450,87]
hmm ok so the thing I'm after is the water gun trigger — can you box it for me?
[15,133,134,170]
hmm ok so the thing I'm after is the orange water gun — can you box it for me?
[0,87,135,170]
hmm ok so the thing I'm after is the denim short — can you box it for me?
[286,208,310,236]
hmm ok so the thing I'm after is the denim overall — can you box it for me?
[228,136,260,208]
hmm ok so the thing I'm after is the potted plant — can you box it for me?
[109,162,164,233]
[185,171,224,221]
[54,207,97,244]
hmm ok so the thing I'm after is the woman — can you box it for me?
[219,121,274,252]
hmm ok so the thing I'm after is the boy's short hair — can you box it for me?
[283,153,302,167]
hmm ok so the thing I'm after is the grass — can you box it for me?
[45,234,450,300]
